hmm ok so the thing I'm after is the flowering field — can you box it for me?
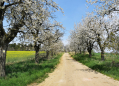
[6,51,46,64]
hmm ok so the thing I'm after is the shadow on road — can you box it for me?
[75,68,98,74]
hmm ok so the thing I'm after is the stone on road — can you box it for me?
[37,53,119,86]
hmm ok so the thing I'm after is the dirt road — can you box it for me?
[37,53,119,86]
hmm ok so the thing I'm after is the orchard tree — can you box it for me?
[86,14,119,60]
[86,0,119,16]
[69,12,119,59]
[80,17,96,57]
[19,2,64,63]
[49,40,64,57]
[69,24,86,55]
[69,29,79,54]
[24,19,64,63]
[43,28,64,59]
[86,0,119,59]
[69,21,95,56]
[0,0,63,77]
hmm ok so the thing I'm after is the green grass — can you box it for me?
[71,53,119,81]
[0,53,63,86]
[6,51,46,64]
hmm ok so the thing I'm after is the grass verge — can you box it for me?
[71,53,119,81]
[0,53,63,86]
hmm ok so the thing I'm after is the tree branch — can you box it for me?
[4,10,26,44]
[5,0,22,10]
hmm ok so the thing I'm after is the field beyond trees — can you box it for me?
[0,51,63,86]
[6,51,46,64]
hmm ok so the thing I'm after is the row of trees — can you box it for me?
[7,43,33,51]
[69,0,119,60]
[0,0,64,77]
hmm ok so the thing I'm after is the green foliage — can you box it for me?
[0,53,63,86]
[72,53,119,81]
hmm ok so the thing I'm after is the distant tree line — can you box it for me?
[7,43,34,51]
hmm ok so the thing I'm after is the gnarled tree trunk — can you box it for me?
[0,2,7,77]
[97,36,105,61]
[51,49,53,56]
[0,43,8,77]
[79,49,81,54]
[75,50,76,55]
[46,50,49,59]
[88,49,92,58]
[0,1,26,78]
[87,42,93,58]
[83,47,86,55]
[34,44,40,63]
[101,48,105,61]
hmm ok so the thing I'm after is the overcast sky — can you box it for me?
[53,0,95,46]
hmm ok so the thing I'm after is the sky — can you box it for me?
[53,0,95,46]
[3,0,95,45]
[2,0,114,53]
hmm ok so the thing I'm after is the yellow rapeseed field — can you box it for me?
[6,51,46,64]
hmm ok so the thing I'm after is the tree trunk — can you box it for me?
[0,44,8,78]
[54,52,56,55]
[88,50,92,58]
[51,50,53,56]
[87,47,92,58]
[46,51,49,59]
[83,49,85,55]
[80,49,81,54]
[34,44,40,63]
[75,50,76,55]
[97,37,105,61]
[0,3,7,77]
[101,48,105,61]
